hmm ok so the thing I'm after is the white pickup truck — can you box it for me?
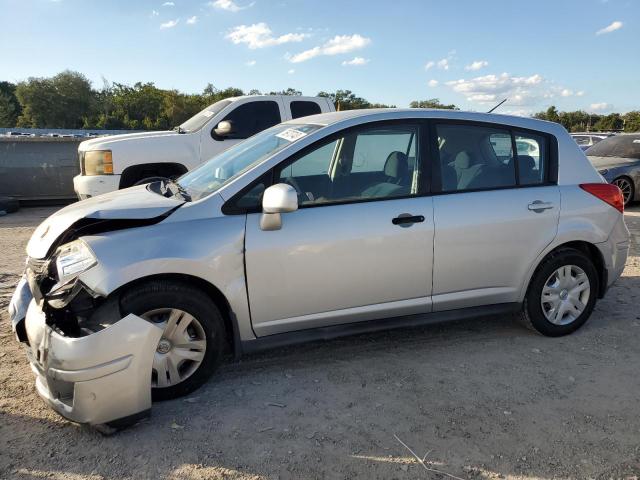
[73,95,335,199]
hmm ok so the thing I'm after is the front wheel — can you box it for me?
[120,280,227,401]
[521,248,598,336]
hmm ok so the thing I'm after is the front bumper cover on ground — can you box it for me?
[24,299,163,426]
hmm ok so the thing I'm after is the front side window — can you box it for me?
[275,124,422,206]
[216,101,281,140]
[437,123,516,192]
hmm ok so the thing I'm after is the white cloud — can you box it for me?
[590,102,610,111]
[151,10,159,16]
[465,60,489,71]
[576,90,585,97]
[226,23,307,49]
[342,56,369,66]
[186,15,197,24]
[288,34,371,63]
[245,60,256,66]
[425,58,449,70]
[428,79,439,87]
[288,69,295,74]
[160,19,179,29]
[445,72,544,105]
[162,1,174,6]
[561,89,573,97]
[210,0,253,12]
[596,20,623,35]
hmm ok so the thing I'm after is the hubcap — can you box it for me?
[613,178,632,205]
[142,308,207,388]
[541,265,590,325]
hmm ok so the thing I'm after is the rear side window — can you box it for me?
[436,123,516,192]
[290,101,322,119]
[217,101,281,139]
[514,132,547,185]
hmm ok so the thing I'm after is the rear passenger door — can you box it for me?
[431,121,560,311]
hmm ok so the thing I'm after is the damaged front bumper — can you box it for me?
[14,287,163,427]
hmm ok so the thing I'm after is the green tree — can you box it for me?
[269,87,302,96]
[15,70,94,128]
[534,105,561,124]
[593,113,623,131]
[0,81,20,127]
[317,89,394,110]
[409,98,458,110]
[623,111,640,132]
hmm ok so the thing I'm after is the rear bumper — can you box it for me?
[73,174,121,200]
[595,213,630,293]
[23,300,163,426]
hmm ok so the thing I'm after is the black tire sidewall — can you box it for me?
[119,281,226,401]
[525,250,598,337]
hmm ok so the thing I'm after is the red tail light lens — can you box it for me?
[580,183,624,213]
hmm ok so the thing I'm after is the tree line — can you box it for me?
[1,70,637,132]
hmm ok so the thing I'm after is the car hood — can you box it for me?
[588,155,640,169]
[27,185,184,259]
[78,130,179,151]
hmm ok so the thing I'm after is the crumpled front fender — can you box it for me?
[25,300,163,426]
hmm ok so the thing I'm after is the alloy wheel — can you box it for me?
[540,265,590,326]
[613,178,633,205]
[142,308,207,388]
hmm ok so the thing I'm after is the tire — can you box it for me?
[612,177,634,206]
[120,280,227,401]
[133,176,170,187]
[0,196,19,214]
[520,248,598,337]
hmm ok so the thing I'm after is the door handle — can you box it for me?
[528,201,554,213]
[392,214,425,227]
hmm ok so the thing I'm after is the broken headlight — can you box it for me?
[55,239,97,285]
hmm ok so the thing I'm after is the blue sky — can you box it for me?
[1,0,638,115]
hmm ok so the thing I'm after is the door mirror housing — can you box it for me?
[260,183,298,231]
[214,120,233,137]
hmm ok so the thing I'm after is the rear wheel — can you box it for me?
[120,280,226,401]
[613,177,634,206]
[521,248,598,336]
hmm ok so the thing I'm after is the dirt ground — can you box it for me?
[1,205,639,480]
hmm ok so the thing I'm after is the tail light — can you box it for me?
[580,183,624,213]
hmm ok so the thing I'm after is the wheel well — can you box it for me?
[537,241,607,298]
[112,273,238,356]
[119,163,188,189]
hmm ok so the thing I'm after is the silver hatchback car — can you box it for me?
[9,109,630,430]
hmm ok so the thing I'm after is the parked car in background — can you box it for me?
[73,95,335,200]
[571,132,615,151]
[10,109,629,430]
[587,133,640,205]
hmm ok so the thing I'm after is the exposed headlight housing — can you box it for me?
[55,239,97,284]
[82,150,113,176]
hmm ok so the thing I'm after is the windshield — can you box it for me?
[177,123,322,201]
[179,99,233,133]
[586,135,640,159]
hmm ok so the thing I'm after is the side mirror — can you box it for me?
[214,120,233,136]
[260,183,298,231]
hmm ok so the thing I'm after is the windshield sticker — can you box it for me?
[202,110,214,118]
[276,128,307,142]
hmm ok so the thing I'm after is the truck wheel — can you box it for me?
[520,248,598,337]
[120,280,227,401]
[133,176,170,186]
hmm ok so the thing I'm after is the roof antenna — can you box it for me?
[487,98,507,113]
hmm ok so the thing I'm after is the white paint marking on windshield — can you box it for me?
[276,128,307,142]
[202,111,214,118]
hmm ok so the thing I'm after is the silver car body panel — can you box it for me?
[10,109,631,427]
[24,300,163,425]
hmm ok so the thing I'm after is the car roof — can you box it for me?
[284,108,566,135]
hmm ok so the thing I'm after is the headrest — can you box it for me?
[518,155,535,171]
[384,151,408,179]
[454,151,472,169]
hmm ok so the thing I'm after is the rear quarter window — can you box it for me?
[290,101,323,119]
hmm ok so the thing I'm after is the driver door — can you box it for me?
[243,122,435,336]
